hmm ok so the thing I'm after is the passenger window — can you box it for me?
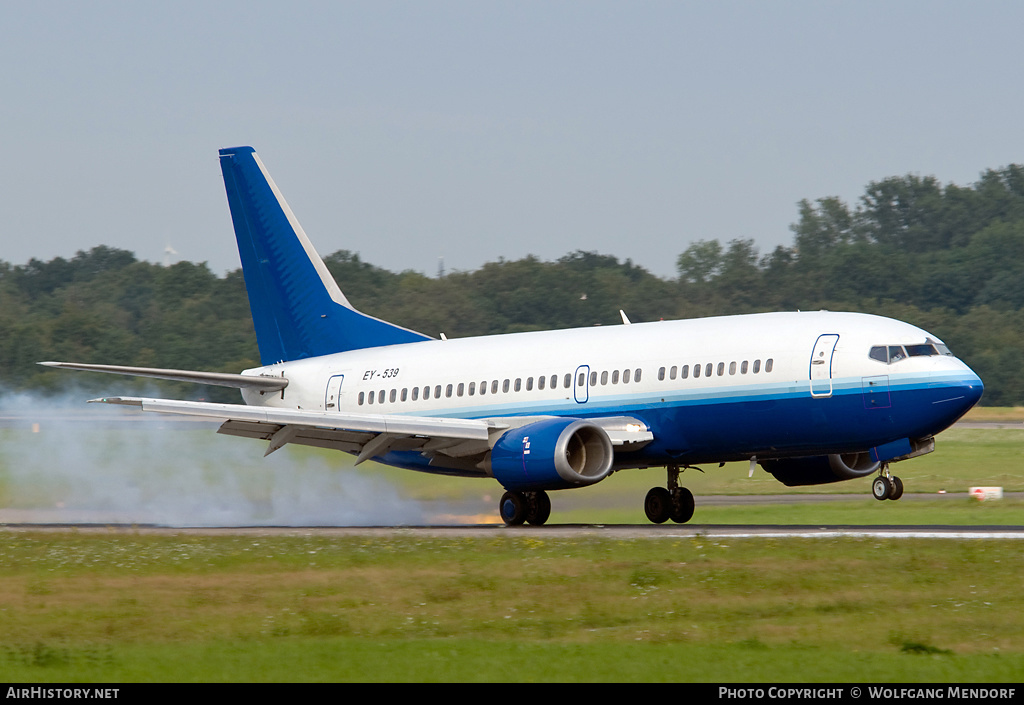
[503,379,510,393]
[515,378,522,392]
[446,384,453,398]
[635,368,642,382]
[564,373,572,388]
[358,392,365,405]
[368,391,375,404]
[612,370,619,384]
[658,367,666,381]
[577,372,585,387]
[412,387,419,401]
[741,360,748,374]
[765,358,774,373]
[590,371,597,386]
[729,362,737,375]
[753,360,761,373]
[469,382,476,396]
[681,365,689,379]
[623,369,631,383]
[378,390,385,404]
[705,363,713,377]
[401,388,408,402]
[551,375,558,389]
[492,380,499,394]
[423,386,430,400]
[670,366,677,380]
[538,376,546,390]
[693,364,701,378]
[601,371,608,385]
[717,362,725,376]
[527,377,535,391]
[434,385,442,399]
[457,383,464,397]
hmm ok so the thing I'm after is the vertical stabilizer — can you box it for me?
[218,146,430,364]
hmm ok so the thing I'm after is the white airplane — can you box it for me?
[42,146,985,525]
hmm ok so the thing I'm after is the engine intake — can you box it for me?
[760,453,880,487]
[488,418,614,491]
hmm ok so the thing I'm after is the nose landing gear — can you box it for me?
[872,465,904,501]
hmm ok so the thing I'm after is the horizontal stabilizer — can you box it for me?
[39,362,288,392]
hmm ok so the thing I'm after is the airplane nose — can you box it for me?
[963,371,985,408]
[939,367,984,423]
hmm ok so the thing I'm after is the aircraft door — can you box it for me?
[862,375,891,409]
[574,365,590,404]
[325,374,345,410]
[809,334,839,398]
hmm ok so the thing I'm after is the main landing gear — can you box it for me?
[644,465,695,524]
[499,490,552,526]
[871,464,904,501]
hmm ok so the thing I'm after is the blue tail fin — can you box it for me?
[218,146,431,364]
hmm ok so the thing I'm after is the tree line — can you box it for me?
[2,164,1022,405]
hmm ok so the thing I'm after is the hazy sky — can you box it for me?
[1,1,1019,280]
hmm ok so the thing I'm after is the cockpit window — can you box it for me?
[869,346,888,363]
[869,338,953,364]
[906,344,937,357]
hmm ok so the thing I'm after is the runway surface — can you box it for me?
[3,521,1024,539]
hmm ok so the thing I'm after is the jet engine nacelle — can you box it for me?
[488,418,614,492]
[760,452,880,487]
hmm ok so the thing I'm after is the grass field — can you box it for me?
[0,410,1022,681]
[0,532,1022,682]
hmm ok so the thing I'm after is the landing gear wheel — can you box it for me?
[670,487,695,524]
[872,476,891,501]
[645,487,672,524]
[499,491,527,526]
[888,476,904,501]
[525,491,551,526]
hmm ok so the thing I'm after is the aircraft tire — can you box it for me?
[888,476,904,501]
[500,491,528,526]
[526,491,552,526]
[670,487,695,524]
[872,476,891,501]
[644,487,672,524]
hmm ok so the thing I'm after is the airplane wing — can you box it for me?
[93,396,502,465]
[90,396,653,473]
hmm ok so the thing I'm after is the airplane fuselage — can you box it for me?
[242,310,982,476]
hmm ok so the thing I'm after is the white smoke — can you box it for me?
[0,392,437,527]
